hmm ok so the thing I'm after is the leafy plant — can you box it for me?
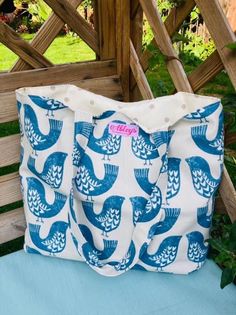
[208,217,236,289]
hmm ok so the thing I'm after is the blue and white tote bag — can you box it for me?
[16,85,223,277]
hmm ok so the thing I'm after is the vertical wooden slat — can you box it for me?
[97,0,116,60]
[195,0,236,88]
[116,0,130,101]
[139,0,193,93]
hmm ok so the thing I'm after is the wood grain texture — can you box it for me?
[139,0,195,74]
[0,134,21,168]
[195,0,236,89]
[44,0,99,54]
[0,59,117,93]
[97,0,116,60]
[0,208,26,244]
[0,76,122,124]
[139,0,192,92]
[130,0,143,101]
[219,166,236,222]
[11,0,83,72]
[0,23,53,69]
[0,92,18,123]
[130,40,153,100]
[116,0,130,101]
[188,50,224,92]
[0,173,21,207]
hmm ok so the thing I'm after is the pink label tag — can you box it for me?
[109,122,139,137]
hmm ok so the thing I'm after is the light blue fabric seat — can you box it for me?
[0,250,235,315]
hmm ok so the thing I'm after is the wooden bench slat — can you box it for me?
[0,134,20,168]
[0,172,21,207]
[0,60,117,93]
[0,208,25,244]
[0,75,122,124]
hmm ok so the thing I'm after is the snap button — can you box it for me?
[181,104,187,109]
[149,103,154,109]
[64,97,70,102]
[90,100,95,105]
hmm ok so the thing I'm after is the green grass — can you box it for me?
[0,33,95,71]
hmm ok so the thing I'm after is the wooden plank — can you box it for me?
[0,173,21,207]
[139,0,196,74]
[188,50,224,92]
[0,208,26,244]
[75,76,123,100]
[0,75,122,124]
[219,165,236,222]
[0,92,17,123]
[130,0,143,101]
[195,0,236,88]
[0,59,117,93]
[97,0,116,60]
[130,40,153,100]
[0,23,53,69]
[11,0,83,72]
[139,0,193,92]
[44,0,99,54]
[116,0,130,101]
[0,135,20,168]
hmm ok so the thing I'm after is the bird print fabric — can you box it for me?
[17,85,223,276]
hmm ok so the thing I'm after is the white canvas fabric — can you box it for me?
[16,85,223,277]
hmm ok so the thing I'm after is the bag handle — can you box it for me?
[70,126,170,276]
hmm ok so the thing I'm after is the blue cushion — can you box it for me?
[0,250,235,315]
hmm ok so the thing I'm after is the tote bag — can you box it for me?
[16,85,223,277]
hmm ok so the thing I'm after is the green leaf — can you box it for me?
[220,268,235,289]
[207,238,224,252]
[226,43,236,50]
[229,221,236,251]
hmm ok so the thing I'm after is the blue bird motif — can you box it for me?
[29,221,69,255]
[27,152,67,189]
[166,158,181,205]
[29,95,67,117]
[148,208,181,238]
[73,121,93,167]
[134,168,154,195]
[130,186,162,225]
[82,195,125,237]
[184,101,220,123]
[191,111,224,160]
[139,236,182,271]
[110,241,136,272]
[24,104,63,155]
[132,129,158,165]
[87,120,124,161]
[197,205,213,228]
[186,156,222,199]
[27,177,67,222]
[95,110,115,121]
[186,231,208,268]
[17,101,24,137]
[25,245,41,255]
[71,225,118,266]
[74,154,119,201]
